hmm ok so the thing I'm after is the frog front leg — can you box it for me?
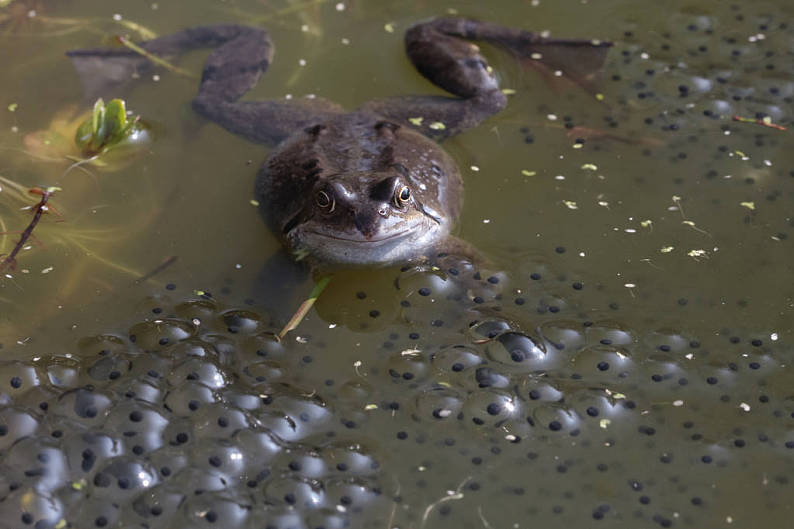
[67,25,343,146]
[361,17,611,140]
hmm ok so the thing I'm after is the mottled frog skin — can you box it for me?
[68,19,610,268]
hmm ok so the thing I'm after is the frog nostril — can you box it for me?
[378,208,387,216]
[354,211,378,238]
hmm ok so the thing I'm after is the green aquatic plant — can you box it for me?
[0,169,166,334]
[23,98,150,171]
[73,98,143,157]
[278,275,332,340]
[0,174,149,279]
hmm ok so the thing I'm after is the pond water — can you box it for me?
[0,0,793,528]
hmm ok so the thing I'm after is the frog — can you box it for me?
[68,18,610,270]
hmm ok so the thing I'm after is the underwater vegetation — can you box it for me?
[0,96,154,335]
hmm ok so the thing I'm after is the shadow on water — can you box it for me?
[0,0,793,528]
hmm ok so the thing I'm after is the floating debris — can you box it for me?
[732,115,787,131]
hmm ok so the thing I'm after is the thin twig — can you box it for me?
[420,476,472,529]
[732,115,787,131]
[477,506,495,529]
[134,255,178,284]
[116,35,195,78]
[0,187,58,273]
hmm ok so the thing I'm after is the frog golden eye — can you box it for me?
[395,185,411,205]
[316,190,335,211]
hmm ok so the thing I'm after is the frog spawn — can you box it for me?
[0,304,390,529]
[0,260,792,529]
[312,251,794,527]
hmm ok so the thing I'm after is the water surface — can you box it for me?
[0,1,792,528]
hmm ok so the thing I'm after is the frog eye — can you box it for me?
[316,190,335,211]
[395,185,411,206]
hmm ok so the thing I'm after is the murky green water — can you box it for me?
[0,0,793,528]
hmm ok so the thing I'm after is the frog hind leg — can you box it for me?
[510,36,613,95]
[67,25,343,146]
[361,18,611,139]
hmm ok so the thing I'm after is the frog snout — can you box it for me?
[353,210,379,239]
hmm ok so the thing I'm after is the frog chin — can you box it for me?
[287,222,444,266]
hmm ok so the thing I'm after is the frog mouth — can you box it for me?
[303,229,412,244]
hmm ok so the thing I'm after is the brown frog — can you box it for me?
[68,19,610,269]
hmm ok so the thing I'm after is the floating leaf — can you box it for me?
[687,249,708,260]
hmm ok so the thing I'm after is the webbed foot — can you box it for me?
[363,18,612,139]
[414,17,612,95]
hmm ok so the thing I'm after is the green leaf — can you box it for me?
[104,99,128,144]
[74,120,94,151]
[90,98,108,151]
[90,98,105,136]
[278,275,331,340]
